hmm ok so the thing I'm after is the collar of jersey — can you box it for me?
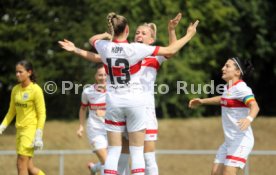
[227,79,244,89]
[112,39,129,43]
[94,84,106,93]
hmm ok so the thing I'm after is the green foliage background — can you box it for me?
[1,0,275,119]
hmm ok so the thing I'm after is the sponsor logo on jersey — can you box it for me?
[15,102,27,108]
[22,93,29,100]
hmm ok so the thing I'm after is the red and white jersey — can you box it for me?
[220,80,256,145]
[140,56,167,107]
[81,84,106,130]
[93,39,159,107]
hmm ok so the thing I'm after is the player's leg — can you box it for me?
[16,127,36,175]
[212,143,227,175]
[17,155,29,175]
[211,163,224,175]
[105,131,123,175]
[144,141,158,175]
[118,136,130,175]
[104,107,125,175]
[222,143,253,175]
[222,166,238,175]
[28,158,45,175]
[126,106,147,175]
[88,134,108,175]
[144,106,158,175]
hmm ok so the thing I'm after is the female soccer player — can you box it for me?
[0,60,46,175]
[189,57,260,175]
[77,64,107,175]
[59,13,187,175]
[58,14,182,174]
[90,12,198,175]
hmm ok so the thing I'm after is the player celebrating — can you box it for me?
[0,60,46,175]
[90,12,198,175]
[77,64,107,175]
[189,57,260,175]
[59,12,186,175]
[77,64,130,175]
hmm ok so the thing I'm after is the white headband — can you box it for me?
[232,58,244,75]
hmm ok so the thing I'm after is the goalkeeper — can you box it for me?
[0,60,46,175]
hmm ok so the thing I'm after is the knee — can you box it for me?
[17,156,28,170]
[222,168,236,175]
[211,168,223,175]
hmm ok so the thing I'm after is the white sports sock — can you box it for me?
[118,153,130,175]
[104,146,122,175]
[100,165,105,175]
[129,146,145,175]
[144,152,158,175]
[92,162,102,172]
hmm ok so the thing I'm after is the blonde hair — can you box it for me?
[106,12,128,40]
[139,23,157,40]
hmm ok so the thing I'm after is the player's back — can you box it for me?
[94,40,159,107]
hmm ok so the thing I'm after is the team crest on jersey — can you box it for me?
[226,92,231,97]
[22,93,29,100]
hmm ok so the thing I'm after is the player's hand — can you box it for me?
[77,125,84,138]
[189,98,203,109]
[0,125,7,134]
[168,13,182,31]
[58,39,76,52]
[32,129,43,150]
[186,20,199,38]
[96,109,106,117]
[237,117,251,131]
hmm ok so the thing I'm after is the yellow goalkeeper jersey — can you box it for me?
[1,82,46,129]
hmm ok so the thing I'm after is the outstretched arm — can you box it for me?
[158,20,199,57]
[189,96,221,109]
[58,39,102,63]
[89,32,112,47]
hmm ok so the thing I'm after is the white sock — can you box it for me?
[118,153,130,175]
[92,162,102,172]
[129,146,145,175]
[144,152,158,175]
[104,146,122,175]
[100,165,105,175]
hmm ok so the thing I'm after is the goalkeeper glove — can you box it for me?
[0,125,7,134]
[32,129,43,150]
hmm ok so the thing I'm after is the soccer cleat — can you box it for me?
[87,162,97,175]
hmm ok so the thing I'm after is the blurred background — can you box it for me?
[1,0,275,120]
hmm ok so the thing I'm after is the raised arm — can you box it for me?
[58,39,102,63]
[168,13,182,44]
[89,32,112,47]
[165,13,182,59]
[158,20,199,57]
[189,96,221,109]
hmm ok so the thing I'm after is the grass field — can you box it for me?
[0,117,275,175]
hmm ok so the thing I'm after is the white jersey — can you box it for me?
[93,39,159,107]
[140,56,166,107]
[220,80,256,145]
[81,84,106,133]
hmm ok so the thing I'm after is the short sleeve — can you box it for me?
[235,83,255,106]
[81,90,89,107]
